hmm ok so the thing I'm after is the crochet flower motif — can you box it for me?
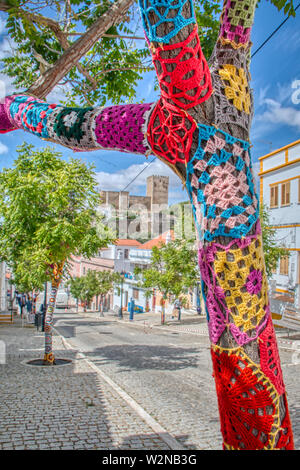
[147,98,197,164]
[152,26,212,110]
[218,65,250,114]
[211,347,280,450]
[245,269,263,295]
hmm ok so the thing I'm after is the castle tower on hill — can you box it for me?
[146,175,169,208]
[99,175,169,211]
[99,175,170,239]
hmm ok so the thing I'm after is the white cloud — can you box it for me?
[256,98,300,131]
[0,17,6,35]
[0,72,16,100]
[0,36,16,61]
[0,142,8,154]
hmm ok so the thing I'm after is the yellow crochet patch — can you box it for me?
[214,235,268,333]
[218,65,250,114]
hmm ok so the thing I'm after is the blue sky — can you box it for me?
[0,1,300,205]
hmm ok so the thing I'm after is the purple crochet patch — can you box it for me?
[0,99,15,133]
[94,103,153,154]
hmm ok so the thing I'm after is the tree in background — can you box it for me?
[66,275,85,312]
[67,270,120,313]
[135,239,199,324]
[0,0,296,450]
[0,144,113,364]
[96,270,121,316]
[77,269,100,311]
[260,202,288,279]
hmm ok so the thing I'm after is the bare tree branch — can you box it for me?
[25,0,136,99]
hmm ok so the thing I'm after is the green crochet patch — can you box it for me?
[53,107,93,143]
[228,0,256,29]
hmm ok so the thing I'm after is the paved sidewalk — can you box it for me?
[0,315,181,451]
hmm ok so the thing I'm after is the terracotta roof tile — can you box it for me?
[139,231,174,249]
[115,239,142,246]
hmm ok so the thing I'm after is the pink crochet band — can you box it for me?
[0,98,16,133]
[94,103,153,154]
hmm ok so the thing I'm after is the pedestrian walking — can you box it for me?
[16,291,22,316]
[174,298,182,321]
[26,295,34,323]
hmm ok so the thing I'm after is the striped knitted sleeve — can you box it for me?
[0,95,155,156]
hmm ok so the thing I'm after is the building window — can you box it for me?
[281,181,290,206]
[279,255,289,276]
[270,185,278,208]
[132,288,139,300]
[124,249,129,259]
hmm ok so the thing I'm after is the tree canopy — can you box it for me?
[260,202,288,278]
[0,143,114,291]
[135,239,199,299]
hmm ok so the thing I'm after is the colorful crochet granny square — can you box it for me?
[186,124,258,242]
[147,98,197,163]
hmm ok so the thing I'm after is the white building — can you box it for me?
[112,230,201,315]
[0,262,14,312]
[259,139,300,309]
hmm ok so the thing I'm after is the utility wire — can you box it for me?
[251,2,300,58]
[121,156,156,192]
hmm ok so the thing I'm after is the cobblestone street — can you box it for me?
[0,311,299,451]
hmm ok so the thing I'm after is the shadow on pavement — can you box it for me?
[85,344,201,372]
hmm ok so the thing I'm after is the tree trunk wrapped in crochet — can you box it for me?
[0,0,294,450]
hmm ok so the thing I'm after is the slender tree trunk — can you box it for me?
[43,263,64,365]
[100,295,104,317]
[43,280,60,365]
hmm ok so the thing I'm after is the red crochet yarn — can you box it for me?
[147,98,197,164]
[152,26,212,110]
[259,315,285,395]
[275,394,294,450]
[211,347,279,450]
